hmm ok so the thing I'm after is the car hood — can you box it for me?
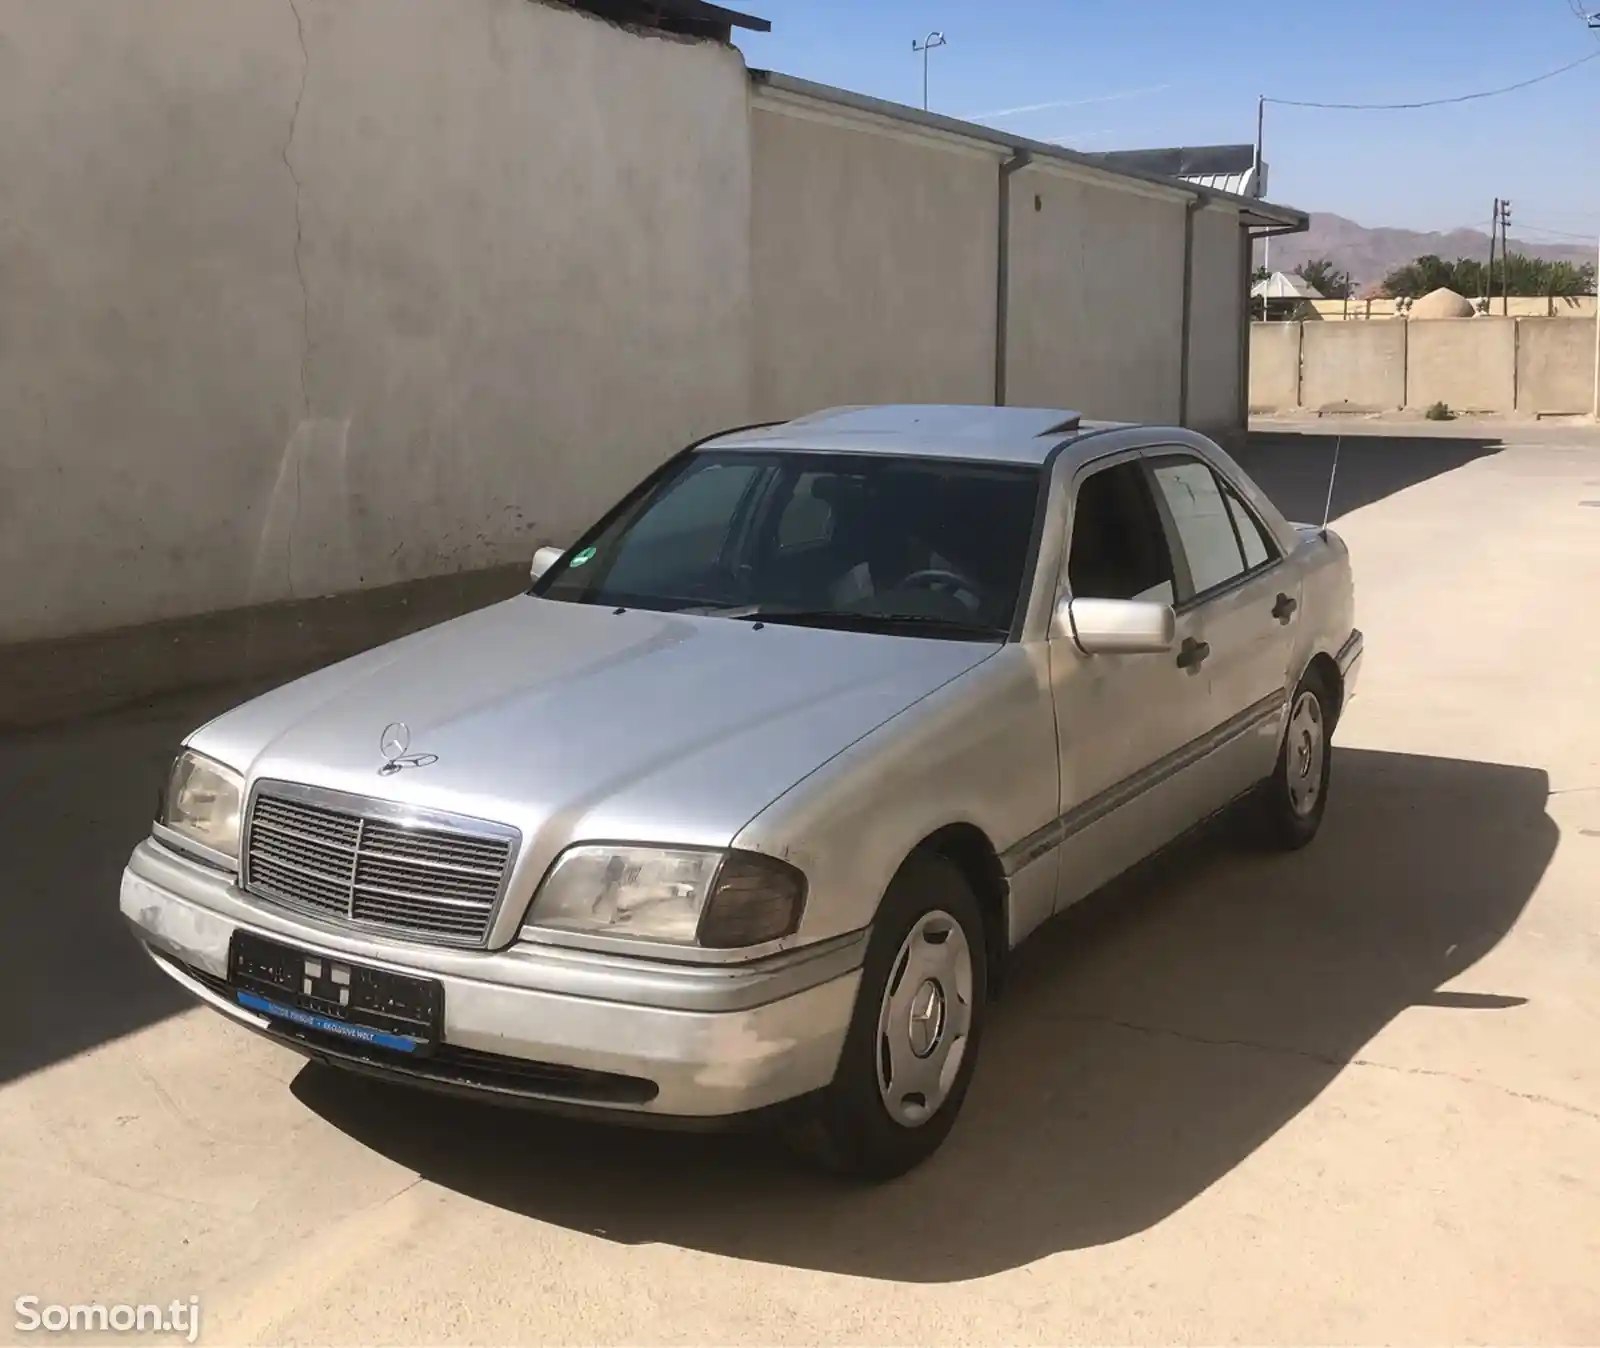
[190,595,994,889]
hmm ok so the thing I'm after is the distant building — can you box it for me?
[1408,287,1475,319]
[1251,270,1322,321]
[1252,271,1324,301]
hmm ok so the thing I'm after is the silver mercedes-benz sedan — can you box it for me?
[122,404,1361,1178]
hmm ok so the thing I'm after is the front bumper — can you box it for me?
[121,839,862,1121]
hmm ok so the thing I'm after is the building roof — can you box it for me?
[1409,287,1475,319]
[700,405,1086,465]
[1252,271,1323,300]
[749,72,1309,233]
[567,0,769,40]
[1091,144,1267,200]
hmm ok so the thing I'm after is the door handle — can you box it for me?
[1176,637,1210,670]
[1272,592,1298,624]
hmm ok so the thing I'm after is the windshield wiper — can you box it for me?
[743,610,1006,639]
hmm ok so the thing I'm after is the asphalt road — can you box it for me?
[2,420,1597,1345]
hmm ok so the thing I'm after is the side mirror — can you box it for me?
[529,545,565,584]
[1058,597,1176,655]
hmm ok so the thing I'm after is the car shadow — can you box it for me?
[1234,429,1505,523]
[0,682,276,1085]
[295,746,1557,1280]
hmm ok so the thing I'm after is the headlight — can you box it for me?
[158,749,244,861]
[522,845,806,949]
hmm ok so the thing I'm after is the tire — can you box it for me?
[1250,667,1334,851]
[785,851,989,1181]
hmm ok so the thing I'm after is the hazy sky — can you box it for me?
[734,0,1600,244]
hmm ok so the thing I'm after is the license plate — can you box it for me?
[228,931,444,1055]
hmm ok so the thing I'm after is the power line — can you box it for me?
[1516,221,1599,240]
[1265,46,1600,109]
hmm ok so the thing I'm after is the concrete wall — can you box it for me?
[3,2,1263,649]
[1309,295,1598,322]
[0,0,752,643]
[1005,161,1189,423]
[1251,316,1595,415]
[1249,324,1304,412]
[749,97,1000,419]
[1299,321,1408,411]
[1185,204,1246,435]
[1407,319,1517,412]
[1518,318,1596,414]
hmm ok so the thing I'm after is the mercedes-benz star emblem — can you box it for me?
[907,979,946,1059]
[378,721,438,776]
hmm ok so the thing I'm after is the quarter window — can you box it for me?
[1224,487,1274,570]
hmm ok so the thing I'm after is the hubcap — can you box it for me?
[906,979,946,1058]
[876,911,973,1128]
[1286,689,1325,817]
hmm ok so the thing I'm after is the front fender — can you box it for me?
[731,646,1059,949]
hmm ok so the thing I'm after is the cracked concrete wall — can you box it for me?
[0,0,752,642]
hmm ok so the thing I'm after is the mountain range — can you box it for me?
[1257,213,1593,287]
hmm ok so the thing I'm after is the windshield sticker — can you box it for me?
[569,547,597,568]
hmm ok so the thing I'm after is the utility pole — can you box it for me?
[1256,97,1270,280]
[1591,12,1600,419]
[912,31,946,111]
[1500,198,1513,314]
[1488,198,1499,312]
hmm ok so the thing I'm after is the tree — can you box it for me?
[1251,265,1271,284]
[1382,254,1459,298]
[1450,258,1489,296]
[1502,253,1595,296]
[1293,258,1354,299]
[1384,251,1595,298]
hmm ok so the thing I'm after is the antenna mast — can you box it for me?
[1321,436,1342,535]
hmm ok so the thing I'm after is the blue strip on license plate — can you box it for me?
[237,990,423,1053]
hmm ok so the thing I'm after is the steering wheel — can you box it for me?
[899,567,984,614]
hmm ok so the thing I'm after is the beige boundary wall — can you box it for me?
[1250,317,1596,415]
[749,93,1001,418]
[1308,295,1597,322]
[749,82,1242,436]
[3,0,1269,651]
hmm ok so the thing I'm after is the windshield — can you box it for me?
[534,451,1044,639]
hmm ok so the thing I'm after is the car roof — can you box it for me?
[696,404,1149,467]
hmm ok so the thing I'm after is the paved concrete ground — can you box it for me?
[2,421,1598,1345]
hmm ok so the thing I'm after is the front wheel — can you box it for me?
[1250,670,1334,851]
[785,851,988,1181]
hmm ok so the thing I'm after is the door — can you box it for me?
[1144,451,1299,809]
[1047,454,1222,912]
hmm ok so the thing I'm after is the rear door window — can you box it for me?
[1147,453,1291,602]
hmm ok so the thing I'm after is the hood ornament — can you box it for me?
[378,721,438,776]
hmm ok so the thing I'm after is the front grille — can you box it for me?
[243,785,517,947]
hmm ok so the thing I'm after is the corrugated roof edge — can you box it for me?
[749,70,1308,234]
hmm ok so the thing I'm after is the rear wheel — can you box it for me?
[1250,669,1334,850]
[786,851,988,1180]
